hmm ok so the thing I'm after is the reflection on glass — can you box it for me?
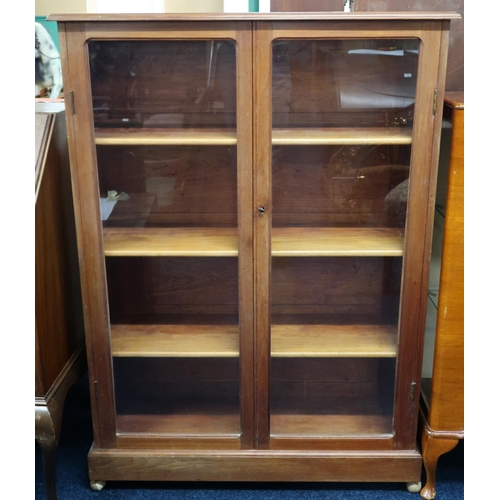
[88,40,240,437]
[272,39,418,127]
[89,40,236,128]
[270,39,420,437]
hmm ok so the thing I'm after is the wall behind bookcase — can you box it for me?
[35,0,225,16]
[355,1,463,92]
[270,0,463,92]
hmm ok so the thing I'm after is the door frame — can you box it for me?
[252,19,450,450]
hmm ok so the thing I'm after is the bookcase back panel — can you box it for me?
[97,145,237,228]
[272,257,402,321]
[106,257,239,322]
[270,358,396,436]
[114,357,241,436]
[272,145,410,228]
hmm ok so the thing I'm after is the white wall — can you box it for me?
[223,0,248,12]
[88,0,225,13]
[222,1,270,12]
[36,0,87,15]
[222,1,269,11]
[163,0,223,12]
[36,0,225,15]
[87,0,164,12]
[260,0,270,12]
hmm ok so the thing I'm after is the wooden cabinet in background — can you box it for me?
[49,11,458,492]
[353,1,463,92]
[269,2,464,92]
[419,92,464,500]
[271,0,345,11]
[35,102,86,500]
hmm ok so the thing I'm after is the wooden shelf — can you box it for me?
[103,227,404,257]
[95,128,237,146]
[273,127,412,146]
[117,413,392,437]
[94,127,411,146]
[116,413,241,436]
[272,228,404,257]
[271,395,394,437]
[103,228,238,257]
[112,324,240,357]
[111,324,397,358]
[272,324,397,358]
[270,413,393,437]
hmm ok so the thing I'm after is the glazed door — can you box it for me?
[66,22,254,449]
[254,20,445,450]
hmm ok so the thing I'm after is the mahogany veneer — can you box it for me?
[49,12,458,491]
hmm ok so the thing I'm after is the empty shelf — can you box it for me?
[111,324,240,357]
[95,128,237,146]
[103,227,404,257]
[111,323,397,358]
[272,227,404,257]
[103,228,238,257]
[271,324,398,357]
[272,127,412,146]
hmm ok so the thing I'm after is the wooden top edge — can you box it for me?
[444,91,464,109]
[47,12,461,22]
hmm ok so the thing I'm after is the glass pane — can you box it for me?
[89,40,236,129]
[270,38,420,437]
[88,40,240,437]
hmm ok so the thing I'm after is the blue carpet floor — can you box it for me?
[35,374,464,499]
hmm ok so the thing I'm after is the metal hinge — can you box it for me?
[410,381,417,403]
[70,90,76,114]
[432,89,438,116]
[94,380,99,401]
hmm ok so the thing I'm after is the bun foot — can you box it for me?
[90,480,106,491]
[406,481,422,493]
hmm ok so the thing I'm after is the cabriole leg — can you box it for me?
[420,430,459,499]
[38,438,58,500]
[35,405,60,500]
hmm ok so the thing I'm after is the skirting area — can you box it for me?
[35,374,464,499]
